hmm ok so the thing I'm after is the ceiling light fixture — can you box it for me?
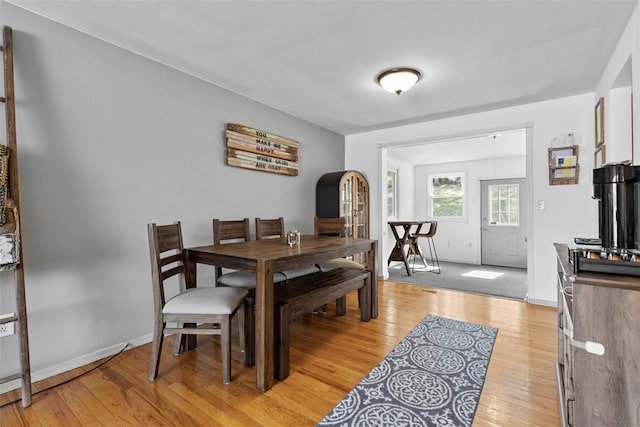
[377,67,422,95]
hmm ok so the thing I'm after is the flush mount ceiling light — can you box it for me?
[377,67,422,95]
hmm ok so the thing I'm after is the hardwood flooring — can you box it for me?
[0,280,560,426]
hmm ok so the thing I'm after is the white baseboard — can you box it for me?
[527,297,557,307]
[0,333,152,394]
[438,257,477,264]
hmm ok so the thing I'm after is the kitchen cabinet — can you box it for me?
[555,243,640,427]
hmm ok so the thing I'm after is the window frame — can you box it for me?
[387,169,398,218]
[488,183,520,227]
[427,171,467,221]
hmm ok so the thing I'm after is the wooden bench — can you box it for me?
[273,267,371,380]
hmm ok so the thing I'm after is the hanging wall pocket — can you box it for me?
[548,145,580,185]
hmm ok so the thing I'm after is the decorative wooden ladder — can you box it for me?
[0,25,32,407]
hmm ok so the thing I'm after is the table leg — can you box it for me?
[255,259,274,392]
[387,225,412,276]
[369,240,378,319]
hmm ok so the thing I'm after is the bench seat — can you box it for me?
[273,267,370,380]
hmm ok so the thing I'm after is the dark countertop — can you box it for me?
[555,243,640,291]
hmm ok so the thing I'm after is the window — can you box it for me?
[428,172,465,219]
[387,169,397,217]
[489,184,519,226]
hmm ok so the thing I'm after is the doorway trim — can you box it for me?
[377,122,534,302]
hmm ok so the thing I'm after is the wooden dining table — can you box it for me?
[183,234,377,392]
[387,220,435,275]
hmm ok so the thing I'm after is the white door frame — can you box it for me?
[377,122,534,301]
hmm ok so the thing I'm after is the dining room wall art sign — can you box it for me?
[226,123,299,176]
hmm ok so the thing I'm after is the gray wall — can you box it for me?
[0,4,344,381]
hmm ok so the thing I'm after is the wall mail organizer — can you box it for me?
[548,145,579,185]
[226,123,299,176]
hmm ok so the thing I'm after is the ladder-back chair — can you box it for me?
[213,218,286,366]
[314,216,365,272]
[255,216,320,280]
[255,217,285,240]
[314,216,365,312]
[148,221,247,383]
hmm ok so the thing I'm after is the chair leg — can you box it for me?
[336,296,347,315]
[173,323,183,356]
[427,237,441,274]
[148,322,165,381]
[243,296,255,367]
[221,315,231,384]
[411,238,428,273]
[237,306,245,356]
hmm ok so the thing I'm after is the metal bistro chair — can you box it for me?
[147,222,247,384]
[410,221,441,274]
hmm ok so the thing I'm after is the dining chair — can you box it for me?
[314,216,365,312]
[314,216,365,272]
[147,221,248,384]
[213,218,286,367]
[254,216,320,279]
[254,217,285,240]
[213,218,251,282]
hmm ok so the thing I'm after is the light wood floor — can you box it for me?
[1,280,560,426]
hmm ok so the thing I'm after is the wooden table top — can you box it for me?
[388,220,434,226]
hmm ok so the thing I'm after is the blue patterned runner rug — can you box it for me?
[317,315,498,427]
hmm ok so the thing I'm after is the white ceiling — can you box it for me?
[5,0,638,135]
[387,129,526,165]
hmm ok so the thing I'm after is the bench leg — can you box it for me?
[336,296,347,315]
[274,303,290,381]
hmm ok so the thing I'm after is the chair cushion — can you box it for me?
[317,258,365,272]
[280,265,320,280]
[163,287,248,315]
[217,271,287,289]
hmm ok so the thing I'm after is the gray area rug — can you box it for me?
[387,261,527,300]
[317,315,498,427]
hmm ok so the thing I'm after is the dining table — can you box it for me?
[387,220,435,275]
[183,234,377,392]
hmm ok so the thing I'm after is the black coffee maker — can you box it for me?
[593,163,640,256]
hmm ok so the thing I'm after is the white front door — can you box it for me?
[481,178,527,268]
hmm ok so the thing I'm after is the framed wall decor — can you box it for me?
[594,144,606,168]
[595,97,605,147]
